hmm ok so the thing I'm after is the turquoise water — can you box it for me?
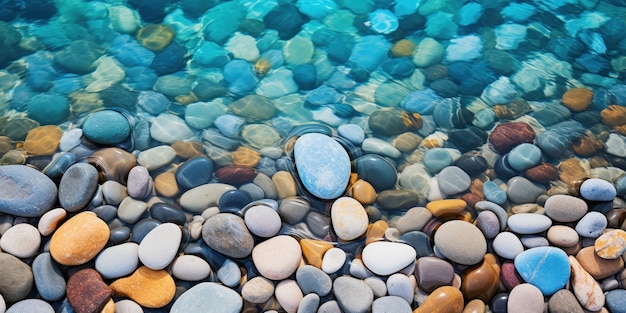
[1,0,626,311]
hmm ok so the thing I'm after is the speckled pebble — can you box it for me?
[50,211,110,266]
[580,178,617,201]
[594,229,626,259]
[575,211,607,238]
[544,194,588,222]
[434,220,487,265]
[507,283,544,313]
[331,197,369,241]
[241,276,274,304]
[333,276,374,313]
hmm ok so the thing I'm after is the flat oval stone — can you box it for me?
[253,235,302,280]
[514,246,570,295]
[507,213,552,234]
[23,125,63,156]
[294,133,350,199]
[170,282,242,313]
[296,265,332,296]
[138,223,181,270]
[355,154,397,192]
[476,210,501,239]
[434,220,487,265]
[544,194,588,222]
[414,256,454,293]
[82,110,131,145]
[32,252,66,302]
[50,211,110,266]
[218,190,252,213]
[321,247,347,274]
[362,137,402,159]
[493,231,524,259]
[110,266,175,308]
[149,202,186,225]
[575,246,624,280]
[0,165,58,217]
[580,178,617,201]
[506,176,546,204]
[180,183,237,212]
[95,242,139,279]
[507,143,542,171]
[594,229,626,259]
[331,197,369,241]
[126,166,153,199]
[215,166,257,185]
[175,156,214,191]
[67,268,112,313]
[507,283,544,313]
[0,223,41,258]
[575,212,607,238]
[437,166,471,195]
[244,205,281,238]
[548,289,585,313]
[362,241,417,276]
[488,122,535,153]
[547,225,579,248]
[0,252,33,303]
[58,163,99,212]
[202,213,253,259]
[170,255,212,281]
[333,276,374,313]
[137,145,176,171]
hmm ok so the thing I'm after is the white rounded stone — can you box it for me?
[37,208,67,236]
[171,255,212,281]
[275,279,303,313]
[331,197,369,241]
[252,235,302,280]
[138,223,181,270]
[95,242,139,279]
[114,300,143,313]
[322,247,347,274]
[492,231,524,259]
[244,205,281,238]
[0,223,41,258]
[362,242,417,276]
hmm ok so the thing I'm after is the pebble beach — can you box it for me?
[1,0,626,312]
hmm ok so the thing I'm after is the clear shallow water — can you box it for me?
[1,0,626,312]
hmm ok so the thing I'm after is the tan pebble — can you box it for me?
[300,239,333,269]
[23,125,63,156]
[232,146,261,167]
[0,136,12,155]
[37,208,67,236]
[575,246,624,280]
[331,197,369,241]
[507,283,544,313]
[366,220,388,245]
[426,199,467,217]
[252,235,302,280]
[511,203,541,214]
[110,266,176,308]
[272,171,297,199]
[242,276,274,304]
[414,286,464,313]
[393,132,422,152]
[0,150,26,165]
[547,225,580,248]
[154,172,179,197]
[50,211,109,265]
[558,158,589,187]
[391,39,416,57]
[348,179,377,205]
[170,141,204,160]
[274,279,303,313]
[601,105,626,128]
[594,229,626,259]
[462,299,486,313]
[562,87,593,112]
[569,256,605,311]
[101,298,115,313]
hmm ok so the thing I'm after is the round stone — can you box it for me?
[32,252,66,302]
[5,299,54,313]
[23,125,63,156]
[0,252,33,303]
[434,220,487,265]
[58,163,99,212]
[331,197,369,241]
[580,178,617,201]
[95,242,139,279]
[575,246,624,280]
[50,211,109,266]
[175,156,214,191]
[575,211,607,238]
[333,276,374,313]
[492,231,524,259]
[507,143,542,171]
[138,223,181,270]
[202,213,254,259]
[82,110,131,145]
[562,87,593,112]
[544,194,588,222]
[241,276,274,304]
[414,256,454,293]
[514,246,570,295]
[508,284,544,313]
[546,225,580,248]
[594,229,626,259]
[294,133,351,199]
[362,241,417,276]
[296,265,332,296]
[244,205,281,238]
[321,247,347,274]
[0,223,41,258]
[0,165,58,217]
[437,166,471,195]
[252,235,302,280]
[170,255,212,281]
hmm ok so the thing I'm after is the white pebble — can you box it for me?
[244,205,281,238]
[322,247,347,274]
[171,255,211,281]
[0,223,41,258]
[95,242,139,279]
[138,223,181,270]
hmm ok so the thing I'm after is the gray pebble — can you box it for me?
[334,276,374,313]
[575,211,607,238]
[32,253,66,301]
[296,265,332,297]
[372,296,412,313]
[58,163,99,212]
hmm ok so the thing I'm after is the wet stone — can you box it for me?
[333,276,374,313]
[175,156,214,191]
[23,125,63,156]
[575,211,607,238]
[149,203,186,225]
[82,110,131,145]
[434,220,487,265]
[514,246,570,295]
[215,166,257,185]
[488,122,535,153]
[437,166,471,195]
[66,268,112,313]
[460,253,501,303]
[296,265,332,296]
[110,266,176,308]
[362,241,417,276]
[252,235,302,280]
[414,256,454,293]
[50,211,110,266]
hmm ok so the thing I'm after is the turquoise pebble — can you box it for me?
[514,246,570,295]
[368,9,399,35]
[423,148,452,174]
[507,143,542,171]
[214,114,245,138]
[294,133,351,199]
[579,178,617,201]
[482,181,507,205]
[337,124,365,144]
[82,110,131,145]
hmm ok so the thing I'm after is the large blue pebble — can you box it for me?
[0,165,58,217]
[175,156,214,191]
[514,246,570,295]
[507,143,542,171]
[82,110,131,145]
[294,133,351,199]
[423,148,452,174]
[579,178,617,201]
[606,289,626,313]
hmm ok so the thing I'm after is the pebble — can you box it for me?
[0,252,33,303]
[492,231,524,259]
[514,246,570,295]
[507,283,544,313]
[548,289,585,313]
[426,199,467,217]
[202,213,254,259]
[296,265,332,296]
[434,220,487,265]
[0,223,40,258]
[460,253,501,302]
[23,125,63,156]
[395,207,433,234]
[138,223,181,270]
[386,273,414,304]
[95,242,139,279]
[241,276,274,304]
[101,180,128,205]
[32,252,66,301]
[117,197,148,224]
[507,213,552,234]
[170,282,242,313]
[180,183,236,212]
[149,202,186,225]
[575,246,624,280]
[475,210,500,239]
[333,276,374,313]
[544,194,588,222]
[575,211,607,238]
[66,268,111,313]
[594,229,626,259]
[569,255,605,311]
[81,110,131,145]
[606,289,626,313]
[0,165,58,217]
[49,211,109,266]
[580,178,617,201]
[372,296,412,313]
[414,286,464,313]
[331,197,369,241]
[294,133,351,199]
[348,179,377,205]
[506,176,546,204]
[110,266,175,308]
[252,235,302,280]
[272,171,297,199]
[275,279,304,313]
[217,258,241,287]
[58,163,99,212]
[113,300,142,313]
[414,256,454,293]
[362,137,402,159]
[137,145,176,171]
[170,255,211,281]
[547,225,579,248]
[361,241,417,276]
[437,166,471,195]
[244,205,281,238]
[126,166,153,199]
[321,247,347,274]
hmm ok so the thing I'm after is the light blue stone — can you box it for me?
[580,178,617,201]
[482,181,507,205]
[514,246,570,295]
[193,41,230,68]
[108,35,155,67]
[294,133,351,199]
[501,3,535,23]
[27,93,70,125]
[394,0,419,17]
[423,148,452,174]
[296,0,337,19]
[606,289,626,313]
[256,68,299,98]
[444,35,483,63]
[82,110,131,145]
[337,124,365,144]
[368,9,399,35]
[170,282,242,313]
[26,51,56,92]
[575,211,607,238]
[481,76,518,106]
[495,23,527,50]
[0,165,58,217]
[223,59,259,95]
[307,85,344,106]
[214,114,245,138]
[137,91,169,116]
[217,259,241,287]
[457,2,483,26]
[125,66,157,90]
[472,108,496,129]
[507,143,542,171]
[349,35,391,71]
[536,121,586,158]
[201,2,245,44]
[401,88,443,115]
[425,12,457,39]
[32,252,66,301]
[185,101,227,130]
[53,74,83,95]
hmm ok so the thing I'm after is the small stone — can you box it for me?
[321,247,346,274]
[395,207,432,234]
[170,255,212,281]
[361,241,417,276]
[215,166,257,185]
[175,156,214,191]
[507,213,552,234]
[0,223,40,259]
[232,146,261,167]
[180,183,236,212]
[230,95,276,121]
[300,239,333,269]
[594,229,626,259]
[547,225,580,248]
[543,194,588,222]
[488,122,535,153]
[296,265,332,296]
[138,223,181,270]
[58,163,99,212]
[23,125,63,156]
[331,197,369,241]
[136,24,174,51]
[580,178,617,201]
[414,256,454,293]
[414,286,464,313]
[506,176,546,204]
[333,276,374,313]
[348,179,377,205]
[475,210,500,239]
[0,165,58,217]
[82,110,131,145]
[252,235,302,280]
[562,87,593,112]
[372,296,412,313]
[5,299,53,313]
[575,212,607,238]
[275,279,304,313]
[67,268,112,313]
[32,252,66,301]
[137,145,176,171]
[569,256,605,311]
[95,242,139,279]
[110,266,176,308]
[244,205,281,238]
[127,166,153,199]
[606,289,626,313]
[202,213,253,259]
[241,276,274,304]
[548,289,585,313]
[154,172,179,197]
[575,246,624,280]
[507,283,544,313]
[492,231,524,259]
[272,171,297,199]
[50,211,109,266]
[437,166,471,195]
[426,199,467,217]
[376,189,420,210]
[0,252,34,303]
[434,220,487,265]
[514,246,570,295]
[460,253,501,302]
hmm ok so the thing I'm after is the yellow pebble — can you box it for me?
[110,266,176,308]
[50,211,109,266]
[426,199,467,217]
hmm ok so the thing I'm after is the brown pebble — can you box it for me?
[562,87,593,112]
[365,220,388,245]
[232,146,261,167]
[524,163,558,184]
[50,211,110,266]
[462,299,486,313]
[0,136,12,155]
[488,122,535,153]
[572,135,605,157]
[110,266,176,308]
[414,286,464,313]
[136,24,175,51]
[601,105,626,128]
[548,289,584,313]
[154,172,179,197]
[393,132,422,152]
[170,141,204,160]
[272,171,297,199]
[348,179,377,205]
[426,199,467,217]
[460,254,500,303]
[87,147,136,184]
[23,125,63,156]
[576,246,624,280]
[391,39,416,57]
[67,268,112,313]
[558,158,589,187]
[216,165,257,185]
[606,209,626,229]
